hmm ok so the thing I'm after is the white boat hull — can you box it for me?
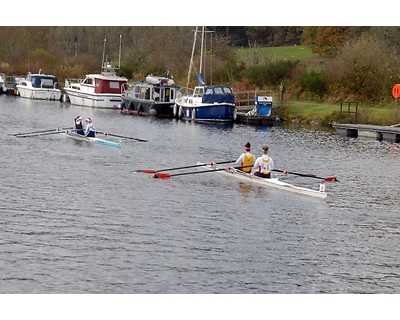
[198,163,328,199]
[66,132,121,148]
[64,89,122,109]
[17,86,61,101]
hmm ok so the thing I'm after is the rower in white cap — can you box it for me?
[84,118,96,137]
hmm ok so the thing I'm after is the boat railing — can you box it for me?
[181,87,194,96]
[64,78,84,87]
[4,75,25,89]
[234,90,274,110]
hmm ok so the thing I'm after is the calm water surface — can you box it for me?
[0,94,399,294]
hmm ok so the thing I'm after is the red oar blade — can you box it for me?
[325,177,338,182]
[141,169,157,174]
[153,173,171,179]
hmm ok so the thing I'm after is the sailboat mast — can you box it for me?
[199,26,205,75]
[186,26,198,90]
[102,38,106,69]
[118,34,122,69]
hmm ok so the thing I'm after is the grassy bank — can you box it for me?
[281,100,400,126]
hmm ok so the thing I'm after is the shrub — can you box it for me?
[297,69,326,97]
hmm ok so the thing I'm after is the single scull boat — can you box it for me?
[66,131,121,148]
[198,163,328,199]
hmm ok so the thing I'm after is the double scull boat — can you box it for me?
[198,163,328,199]
[65,131,121,148]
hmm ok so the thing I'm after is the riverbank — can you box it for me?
[282,100,399,127]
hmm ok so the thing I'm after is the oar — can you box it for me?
[153,165,252,179]
[12,127,72,136]
[137,160,236,174]
[97,131,148,142]
[273,169,338,182]
[16,129,66,138]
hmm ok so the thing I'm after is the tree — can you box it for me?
[302,26,349,55]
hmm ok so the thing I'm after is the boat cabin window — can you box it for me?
[31,76,59,89]
[166,88,173,101]
[213,87,223,94]
[223,87,233,94]
[205,87,214,95]
[194,87,204,97]
[153,88,160,101]
[83,78,93,85]
[109,81,119,89]
[133,85,140,98]
[40,79,54,88]
[140,87,150,100]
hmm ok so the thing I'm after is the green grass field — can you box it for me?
[266,46,318,61]
[285,100,399,126]
[234,45,319,63]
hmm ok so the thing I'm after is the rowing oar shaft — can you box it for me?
[15,129,66,138]
[154,168,229,178]
[13,127,72,136]
[153,165,253,179]
[139,160,236,174]
[273,169,338,182]
[97,131,148,142]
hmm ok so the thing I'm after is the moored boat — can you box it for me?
[175,84,237,122]
[174,27,236,122]
[120,74,181,117]
[64,36,128,109]
[65,131,121,148]
[64,66,127,109]
[0,73,8,94]
[15,70,61,100]
[235,92,276,126]
[198,162,328,199]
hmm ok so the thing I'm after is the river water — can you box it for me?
[0,94,399,296]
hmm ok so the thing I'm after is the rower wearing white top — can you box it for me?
[84,118,96,137]
[234,142,255,173]
[252,145,274,178]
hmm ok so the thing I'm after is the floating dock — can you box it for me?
[332,123,400,143]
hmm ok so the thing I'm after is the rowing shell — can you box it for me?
[66,132,121,148]
[198,163,327,199]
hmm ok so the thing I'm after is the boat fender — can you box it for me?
[178,106,182,118]
[149,104,157,116]
[128,101,133,111]
[173,104,177,116]
[120,101,125,111]
[192,108,196,121]
[233,108,237,120]
[137,104,142,116]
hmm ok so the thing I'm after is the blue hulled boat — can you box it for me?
[174,26,236,122]
[174,82,236,122]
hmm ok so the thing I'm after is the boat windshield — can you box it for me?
[202,86,235,104]
[31,76,59,89]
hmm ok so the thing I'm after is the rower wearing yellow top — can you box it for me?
[234,142,255,173]
[252,145,274,178]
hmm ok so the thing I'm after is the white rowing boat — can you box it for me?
[197,163,328,199]
[66,132,121,148]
